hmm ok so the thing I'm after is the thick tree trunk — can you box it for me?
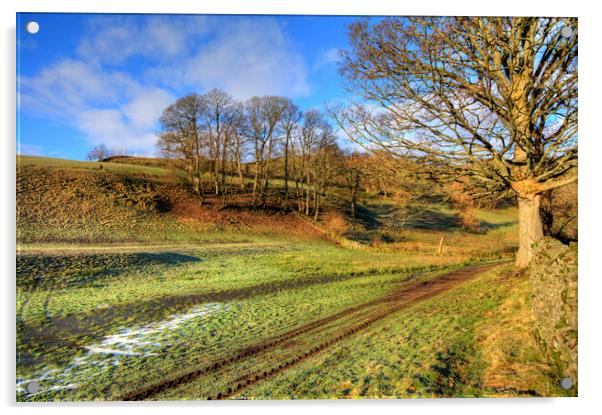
[516,194,544,268]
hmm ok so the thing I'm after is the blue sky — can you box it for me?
[17,13,363,160]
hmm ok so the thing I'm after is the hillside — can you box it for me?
[16,155,519,258]
[16,154,575,401]
[16,155,323,245]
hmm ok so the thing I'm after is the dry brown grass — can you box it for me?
[322,211,351,236]
[16,164,324,243]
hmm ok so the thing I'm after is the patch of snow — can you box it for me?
[17,302,226,398]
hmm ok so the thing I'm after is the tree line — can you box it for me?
[156,90,368,220]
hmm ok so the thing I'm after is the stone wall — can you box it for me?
[528,237,578,384]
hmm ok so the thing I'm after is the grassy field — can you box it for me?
[17,242,496,401]
[16,155,569,401]
[156,264,568,400]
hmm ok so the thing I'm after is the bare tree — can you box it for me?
[341,152,363,218]
[295,109,337,218]
[245,96,288,207]
[333,17,577,267]
[87,144,111,161]
[230,102,248,190]
[279,100,302,209]
[157,93,206,203]
[200,89,239,196]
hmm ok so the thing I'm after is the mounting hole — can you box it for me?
[26,21,40,35]
[26,381,40,394]
[560,377,573,390]
[560,26,573,39]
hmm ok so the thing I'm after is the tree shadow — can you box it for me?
[17,252,202,290]
[404,208,463,231]
[354,203,516,234]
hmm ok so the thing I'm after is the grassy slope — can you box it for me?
[16,155,320,245]
[18,155,171,176]
[16,155,519,255]
[16,154,555,401]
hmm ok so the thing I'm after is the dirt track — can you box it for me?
[120,261,503,401]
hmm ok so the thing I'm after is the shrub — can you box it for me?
[322,211,350,237]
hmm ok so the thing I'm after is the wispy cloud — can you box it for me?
[184,18,309,98]
[313,48,342,71]
[76,15,212,65]
[20,59,172,152]
[18,143,43,156]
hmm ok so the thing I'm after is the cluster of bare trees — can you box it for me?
[157,90,242,202]
[87,144,130,161]
[157,89,343,218]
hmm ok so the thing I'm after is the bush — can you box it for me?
[322,211,350,237]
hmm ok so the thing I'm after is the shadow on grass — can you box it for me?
[415,339,484,397]
[356,203,516,234]
[17,252,202,290]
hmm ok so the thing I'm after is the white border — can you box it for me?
[3,1,600,415]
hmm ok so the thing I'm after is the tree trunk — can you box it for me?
[236,154,245,189]
[516,194,544,268]
[283,135,289,207]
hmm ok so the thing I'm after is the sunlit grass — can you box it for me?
[221,265,569,399]
[17,241,487,401]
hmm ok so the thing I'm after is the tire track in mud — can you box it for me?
[28,263,434,346]
[120,262,503,401]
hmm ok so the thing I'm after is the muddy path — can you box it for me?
[121,261,504,401]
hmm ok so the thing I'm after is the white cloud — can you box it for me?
[184,18,310,98]
[75,108,162,151]
[76,15,212,65]
[20,15,310,154]
[313,48,342,71]
[21,60,115,121]
[20,61,173,153]
[121,88,173,130]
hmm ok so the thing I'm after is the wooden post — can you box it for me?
[437,234,445,255]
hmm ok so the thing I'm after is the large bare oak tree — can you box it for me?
[333,17,577,267]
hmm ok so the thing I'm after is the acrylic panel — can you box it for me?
[16,13,578,401]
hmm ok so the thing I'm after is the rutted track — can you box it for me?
[120,262,503,401]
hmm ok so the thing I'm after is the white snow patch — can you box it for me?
[17,302,226,398]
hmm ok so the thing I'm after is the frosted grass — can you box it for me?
[17,302,226,398]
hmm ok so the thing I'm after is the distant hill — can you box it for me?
[101,155,173,168]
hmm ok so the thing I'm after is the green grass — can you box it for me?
[17,154,551,402]
[176,265,566,400]
[17,242,472,328]
[17,242,487,401]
